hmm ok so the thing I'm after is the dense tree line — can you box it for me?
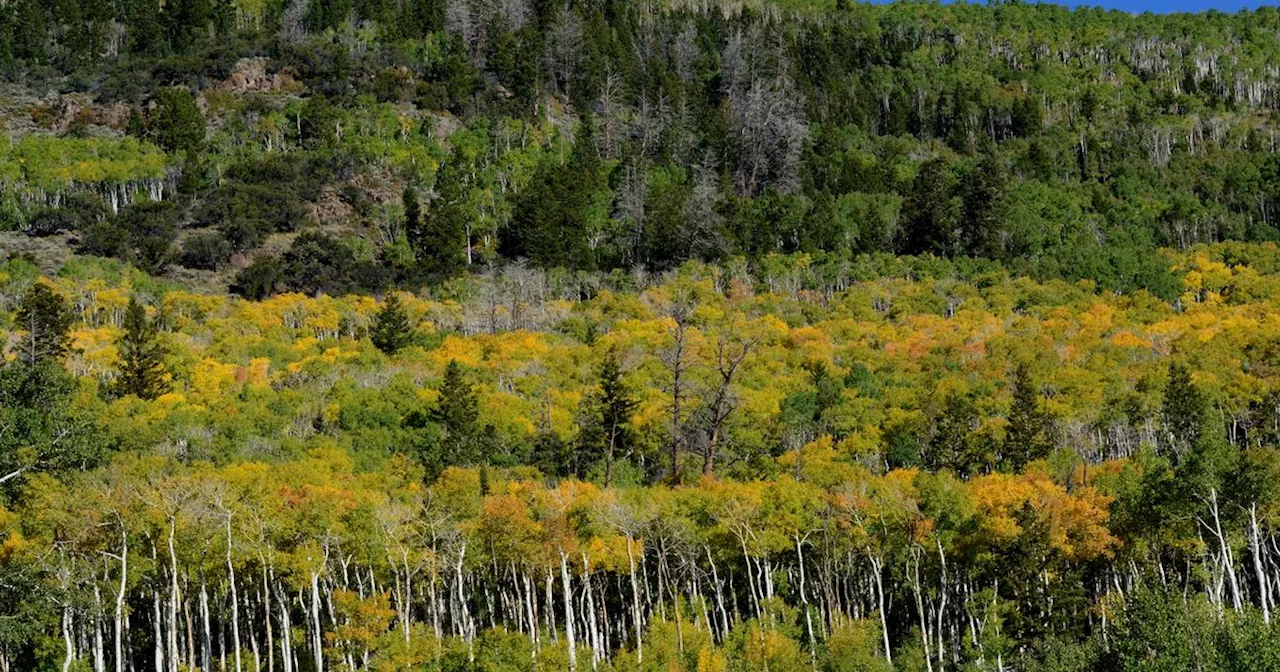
[7,1,1280,297]
[4,243,1280,669]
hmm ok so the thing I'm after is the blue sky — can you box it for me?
[1018,0,1269,12]
[922,0,1276,14]
[1060,0,1271,11]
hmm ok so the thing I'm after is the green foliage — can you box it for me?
[13,283,72,367]
[1004,364,1053,471]
[369,293,415,355]
[149,87,205,155]
[180,231,232,270]
[114,297,170,400]
[195,182,306,252]
[924,393,985,477]
[1163,361,1207,457]
[575,349,638,484]
[412,360,495,477]
[231,231,391,298]
[0,360,102,493]
[417,156,469,280]
[501,123,606,270]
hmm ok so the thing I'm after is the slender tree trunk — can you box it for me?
[262,562,275,672]
[936,538,948,672]
[1251,503,1271,623]
[628,537,643,662]
[795,535,816,670]
[167,520,180,672]
[94,585,105,672]
[1210,489,1243,612]
[310,571,324,672]
[63,606,75,672]
[561,551,577,672]
[226,516,242,672]
[582,555,602,669]
[910,549,934,672]
[706,546,730,641]
[153,589,164,672]
[113,529,128,672]
[276,582,293,672]
[200,579,212,672]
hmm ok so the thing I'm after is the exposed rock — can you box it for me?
[217,58,300,94]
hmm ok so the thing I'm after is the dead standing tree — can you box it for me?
[721,27,807,197]
[657,291,696,484]
[702,317,758,475]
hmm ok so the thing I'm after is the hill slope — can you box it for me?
[4,1,1280,297]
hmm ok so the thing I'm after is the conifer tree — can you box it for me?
[418,157,468,280]
[1004,364,1052,471]
[431,360,484,464]
[151,87,205,155]
[925,393,985,477]
[15,283,73,367]
[576,351,638,486]
[962,151,1009,259]
[902,158,961,257]
[115,298,170,400]
[370,293,415,355]
[501,120,602,269]
[1163,361,1206,457]
[403,186,423,252]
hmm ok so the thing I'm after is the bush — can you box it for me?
[79,218,130,258]
[231,256,285,299]
[78,200,178,274]
[180,231,233,270]
[118,201,178,274]
[230,231,392,299]
[195,182,307,252]
[23,209,75,236]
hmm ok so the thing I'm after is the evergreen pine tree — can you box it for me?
[370,293,415,355]
[431,360,484,465]
[151,87,205,155]
[115,298,170,400]
[15,283,73,367]
[403,186,423,251]
[962,152,1008,259]
[1163,361,1207,458]
[925,393,986,477]
[577,351,638,486]
[1004,364,1053,471]
[902,158,960,257]
[418,157,468,280]
[501,120,602,269]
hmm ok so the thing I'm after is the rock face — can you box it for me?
[217,58,299,94]
[25,95,133,136]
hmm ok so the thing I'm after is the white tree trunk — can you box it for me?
[560,551,577,672]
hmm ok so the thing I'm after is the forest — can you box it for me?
[8,0,1280,670]
[6,243,1280,671]
[7,0,1280,295]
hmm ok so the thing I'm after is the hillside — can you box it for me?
[5,1,1280,296]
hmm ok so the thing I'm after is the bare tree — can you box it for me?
[277,0,309,43]
[495,0,531,30]
[612,160,649,266]
[632,90,669,158]
[596,67,630,159]
[670,22,701,86]
[679,159,726,261]
[655,290,697,483]
[722,28,808,196]
[702,318,758,475]
[544,8,584,99]
[446,0,482,66]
